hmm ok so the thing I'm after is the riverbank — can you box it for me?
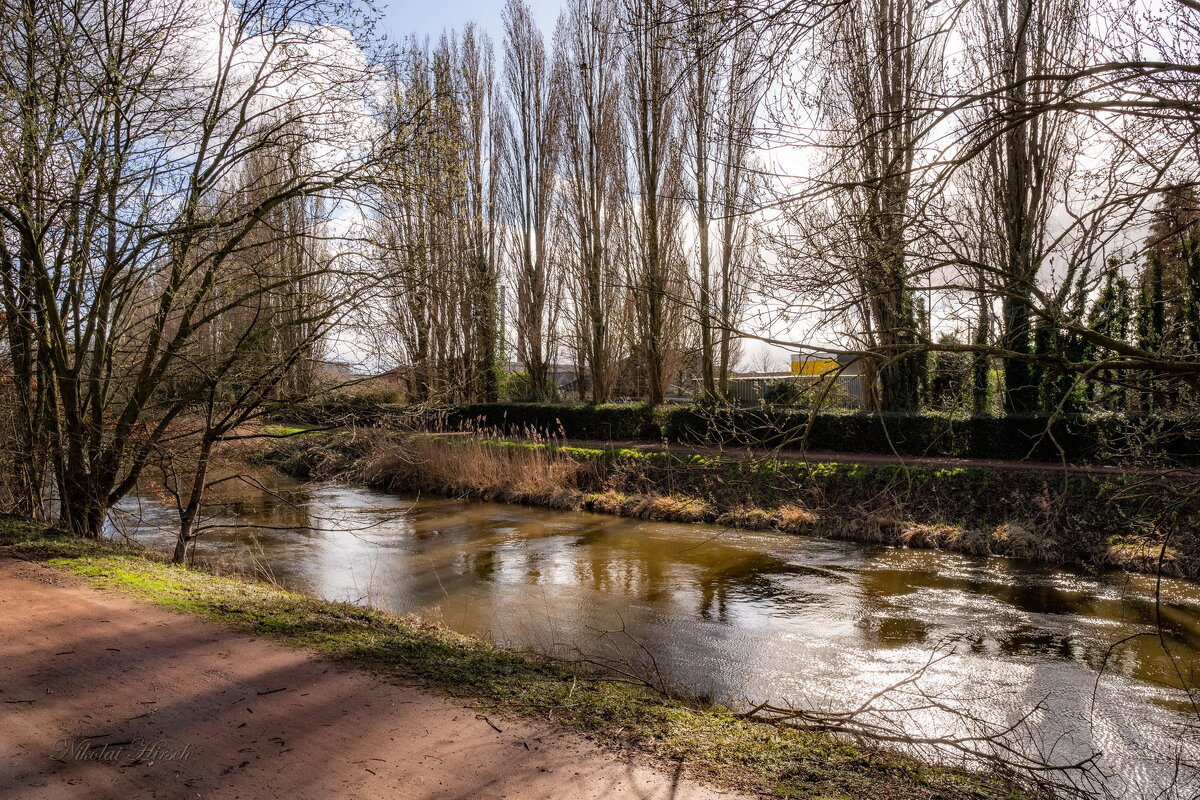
[256,428,1200,579]
[0,515,1028,800]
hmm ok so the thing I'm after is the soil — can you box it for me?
[0,558,747,800]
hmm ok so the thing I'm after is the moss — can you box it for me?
[0,516,1024,800]
[260,424,327,437]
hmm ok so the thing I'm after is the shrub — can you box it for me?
[658,406,1200,463]
[499,370,558,402]
[448,402,656,441]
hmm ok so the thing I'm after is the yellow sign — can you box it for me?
[791,358,839,376]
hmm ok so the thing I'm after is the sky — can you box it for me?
[379,0,562,42]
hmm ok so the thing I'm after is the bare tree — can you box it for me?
[372,29,500,403]
[208,128,332,399]
[677,1,763,398]
[553,0,633,403]
[462,28,504,403]
[500,0,562,400]
[957,0,1089,413]
[0,0,378,535]
[622,0,689,404]
[163,128,351,563]
[807,0,949,411]
[680,0,720,398]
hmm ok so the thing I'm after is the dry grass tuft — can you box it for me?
[586,490,635,516]
[991,522,1058,560]
[359,435,583,508]
[776,504,818,533]
[631,494,713,523]
[715,507,777,530]
[900,522,972,551]
[856,513,905,543]
[1101,536,1183,577]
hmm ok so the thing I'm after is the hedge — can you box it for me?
[447,402,658,441]
[443,402,1200,463]
[272,398,1200,463]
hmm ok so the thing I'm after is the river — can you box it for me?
[112,475,1200,798]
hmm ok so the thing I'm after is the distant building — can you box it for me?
[727,353,866,407]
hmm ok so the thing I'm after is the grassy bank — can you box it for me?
[0,515,1026,800]
[256,429,1200,578]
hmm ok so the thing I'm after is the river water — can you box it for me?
[112,477,1200,798]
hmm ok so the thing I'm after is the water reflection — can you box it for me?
[114,479,1200,797]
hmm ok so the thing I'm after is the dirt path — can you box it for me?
[0,559,747,800]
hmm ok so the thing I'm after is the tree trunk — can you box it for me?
[1002,295,1038,413]
[172,438,214,565]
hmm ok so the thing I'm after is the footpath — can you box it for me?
[0,559,745,800]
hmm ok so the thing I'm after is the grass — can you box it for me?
[0,514,1026,800]
[261,423,325,437]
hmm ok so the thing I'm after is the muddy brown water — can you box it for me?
[113,476,1200,798]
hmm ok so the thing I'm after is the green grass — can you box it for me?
[0,514,1025,800]
[261,423,325,437]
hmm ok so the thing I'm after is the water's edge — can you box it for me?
[115,470,1200,797]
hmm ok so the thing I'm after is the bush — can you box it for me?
[448,402,657,441]
[760,379,804,406]
[758,376,855,408]
[657,407,960,454]
[499,370,558,402]
[659,406,1200,462]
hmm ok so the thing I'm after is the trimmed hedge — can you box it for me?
[273,398,1200,463]
[444,402,1200,463]
[658,407,1057,460]
[669,406,1200,461]
[447,402,658,441]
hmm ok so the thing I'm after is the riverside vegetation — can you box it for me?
[253,424,1200,579]
[0,514,1030,800]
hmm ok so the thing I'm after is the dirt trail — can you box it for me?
[0,559,747,800]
